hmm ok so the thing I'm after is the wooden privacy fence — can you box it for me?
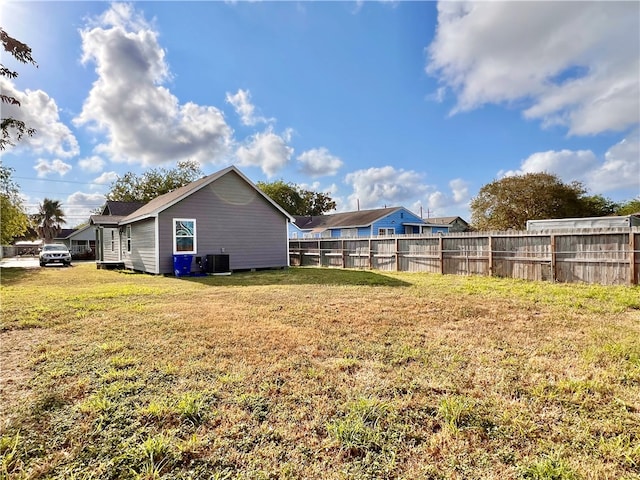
[289,227,640,286]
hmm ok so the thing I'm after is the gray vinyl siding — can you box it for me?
[123,218,157,273]
[156,170,288,274]
[102,227,121,262]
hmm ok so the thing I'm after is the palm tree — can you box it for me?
[35,198,65,244]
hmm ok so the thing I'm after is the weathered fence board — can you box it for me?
[289,228,640,286]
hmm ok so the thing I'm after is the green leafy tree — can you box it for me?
[616,198,640,216]
[0,165,29,244]
[257,180,304,215]
[34,198,65,244]
[257,180,336,216]
[470,173,588,231]
[300,189,337,216]
[1,28,37,150]
[580,194,619,217]
[106,160,203,202]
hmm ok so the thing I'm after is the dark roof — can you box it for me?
[102,201,147,216]
[425,216,468,226]
[90,215,125,226]
[121,165,293,224]
[55,228,76,239]
[293,207,406,230]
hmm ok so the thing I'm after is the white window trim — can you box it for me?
[126,225,132,253]
[378,228,394,236]
[173,218,197,255]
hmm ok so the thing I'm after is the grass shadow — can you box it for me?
[180,267,411,287]
[0,267,43,285]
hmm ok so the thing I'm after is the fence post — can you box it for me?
[395,237,400,271]
[630,230,637,286]
[438,235,444,275]
[550,234,557,282]
[488,234,494,277]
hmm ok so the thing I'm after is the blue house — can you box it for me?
[290,206,431,238]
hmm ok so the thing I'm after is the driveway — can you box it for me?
[0,257,40,268]
[0,257,96,268]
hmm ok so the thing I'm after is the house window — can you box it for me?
[173,219,197,254]
[126,225,132,253]
[110,231,115,252]
[378,228,394,236]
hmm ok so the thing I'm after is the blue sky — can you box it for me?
[2,1,639,226]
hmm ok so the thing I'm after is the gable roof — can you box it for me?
[90,215,124,227]
[293,207,413,230]
[120,165,294,224]
[425,216,469,226]
[101,201,147,216]
[55,228,77,239]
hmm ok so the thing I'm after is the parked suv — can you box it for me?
[39,244,72,267]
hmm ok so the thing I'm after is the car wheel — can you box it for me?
[40,262,45,267]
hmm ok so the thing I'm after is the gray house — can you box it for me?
[111,165,292,275]
[90,201,147,265]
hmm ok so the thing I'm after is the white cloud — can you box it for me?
[501,150,599,181]
[449,178,470,204]
[417,178,471,218]
[93,171,120,185]
[588,131,640,192]
[225,89,271,126]
[427,1,640,135]
[344,166,428,210]
[78,155,106,173]
[501,131,640,194]
[0,79,79,157]
[65,191,107,225]
[236,128,293,177]
[34,159,72,178]
[73,3,233,167]
[297,147,343,177]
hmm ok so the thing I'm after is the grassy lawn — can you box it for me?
[1,264,638,479]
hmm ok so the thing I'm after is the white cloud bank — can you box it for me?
[73,3,233,167]
[0,79,79,157]
[34,159,72,178]
[427,1,640,136]
[344,166,429,211]
[502,131,640,195]
[236,128,294,177]
[226,89,272,126]
[297,147,343,178]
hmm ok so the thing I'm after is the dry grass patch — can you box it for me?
[1,264,638,479]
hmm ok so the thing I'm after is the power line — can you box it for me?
[14,176,111,187]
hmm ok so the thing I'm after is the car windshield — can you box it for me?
[44,245,68,252]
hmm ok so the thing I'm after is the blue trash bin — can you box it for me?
[173,254,193,277]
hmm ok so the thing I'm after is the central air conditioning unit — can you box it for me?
[204,254,230,273]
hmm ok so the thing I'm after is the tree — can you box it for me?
[300,189,337,216]
[580,194,619,217]
[34,198,65,244]
[1,28,37,150]
[106,160,203,202]
[257,180,336,216]
[256,180,304,215]
[616,198,640,216]
[470,173,588,230]
[0,165,29,244]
